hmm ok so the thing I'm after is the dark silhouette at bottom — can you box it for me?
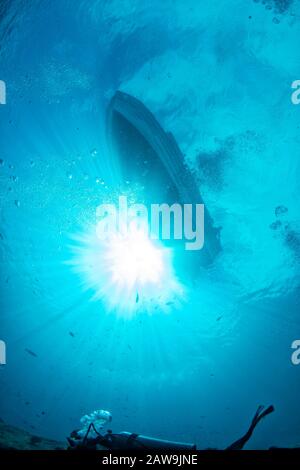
[226,405,275,450]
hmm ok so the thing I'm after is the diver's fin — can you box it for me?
[254,405,274,425]
[253,405,264,421]
[226,405,275,450]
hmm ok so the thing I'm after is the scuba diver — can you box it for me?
[68,425,196,451]
[67,405,275,451]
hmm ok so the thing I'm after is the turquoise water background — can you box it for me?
[0,0,300,449]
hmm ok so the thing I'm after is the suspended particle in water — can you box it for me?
[96,177,105,185]
[0,159,4,167]
[90,148,98,157]
[14,200,20,207]
[270,220,282,231]
[30,160,35,167]
[84,174,89,180]
[67,173,73,180]
[11,175,18,182]
[275,205,288,217]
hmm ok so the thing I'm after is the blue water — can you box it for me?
[1,0,300,449]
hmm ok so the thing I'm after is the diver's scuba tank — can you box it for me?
[102,431,196,450]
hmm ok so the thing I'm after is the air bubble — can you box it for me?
[275,205,288,217]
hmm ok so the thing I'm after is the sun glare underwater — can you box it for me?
[69,217,183,315]
[1,0,300,451]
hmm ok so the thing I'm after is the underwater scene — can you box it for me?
[1,0,300,456]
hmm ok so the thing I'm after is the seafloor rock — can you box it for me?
[0,418,65,450]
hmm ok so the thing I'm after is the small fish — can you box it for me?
[136,292,139,303]
[69,331,75,337]
[216,316,222,322]
[25,348,37,357]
